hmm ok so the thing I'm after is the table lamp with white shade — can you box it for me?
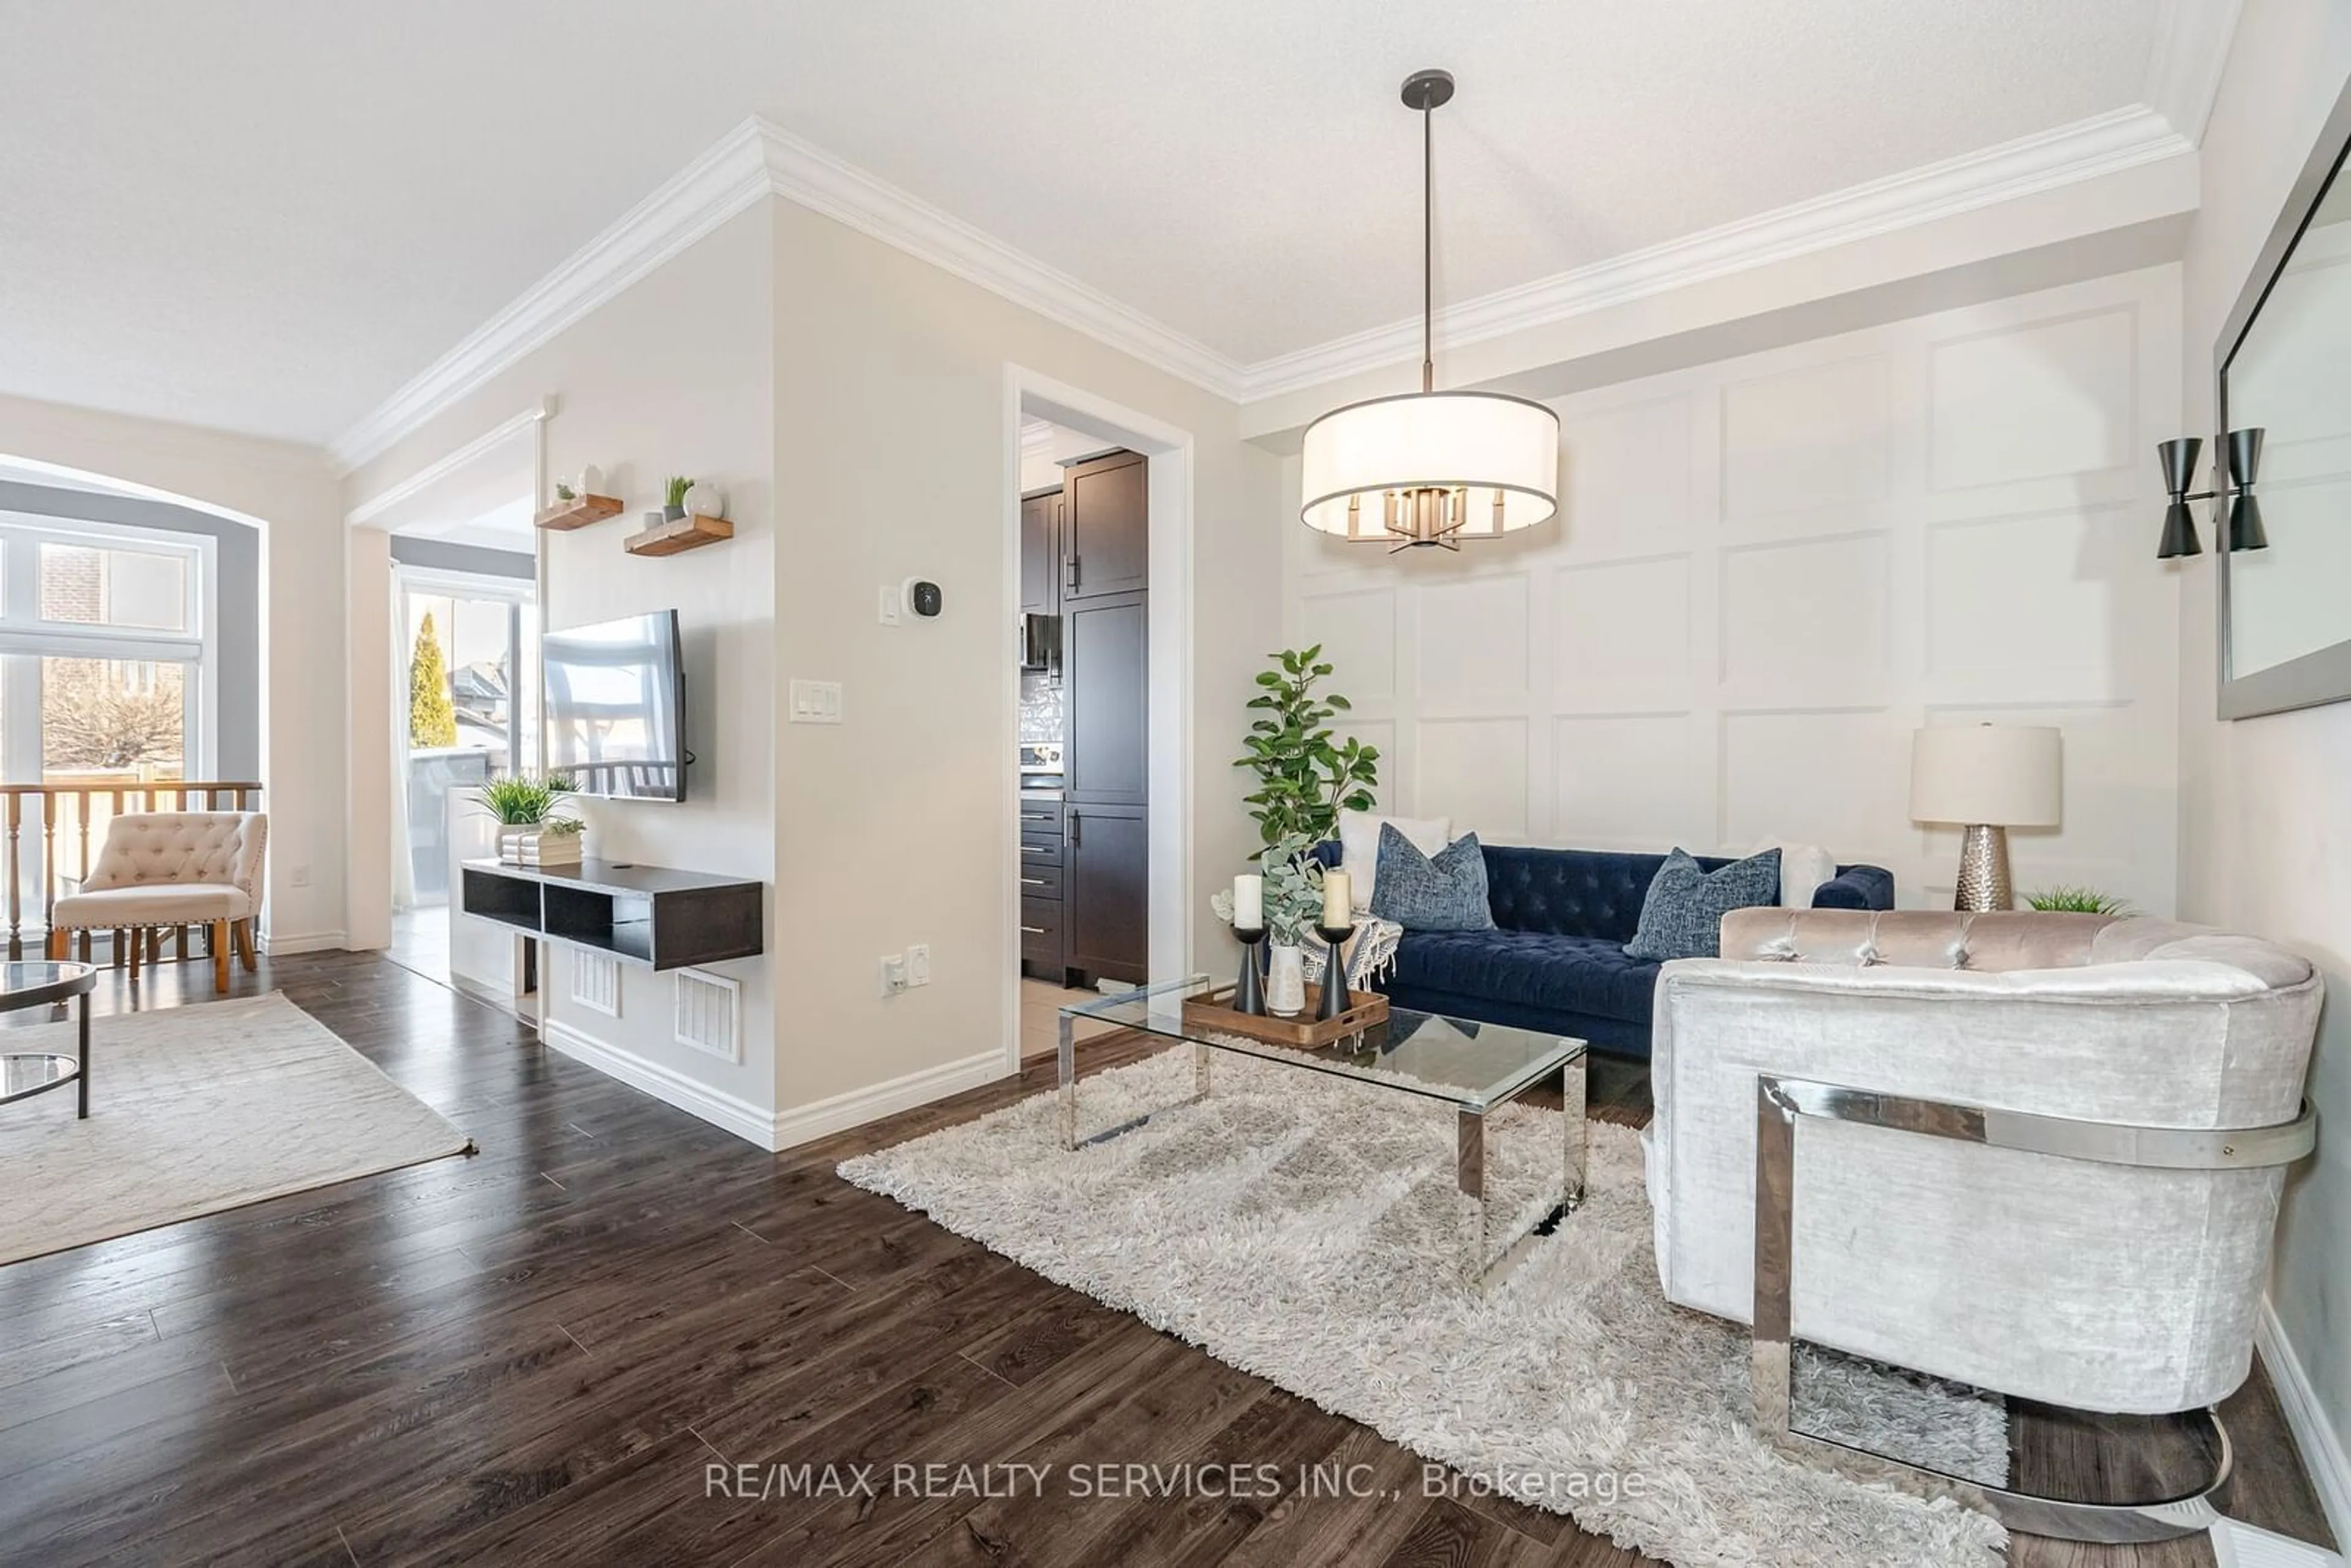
[1909,724,2062,911]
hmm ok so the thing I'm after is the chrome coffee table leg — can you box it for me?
[1457,1108,1485,1287]
[1057,1009,1076,1151]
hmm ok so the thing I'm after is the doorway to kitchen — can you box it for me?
[1004,370,1194,1073]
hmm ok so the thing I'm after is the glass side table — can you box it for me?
[0,961,99,1120]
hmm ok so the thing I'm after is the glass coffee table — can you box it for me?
[1059,975,1587,1291]
[0,961,99,1120]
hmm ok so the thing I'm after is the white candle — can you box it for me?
[1232,872,1264,931]
[1321,870,1351,929]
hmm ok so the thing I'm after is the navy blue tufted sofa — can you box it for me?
[1320,842,1894,1059]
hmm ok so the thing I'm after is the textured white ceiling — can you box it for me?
[0,1,2162,445]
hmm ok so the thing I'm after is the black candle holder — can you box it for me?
[1316,924,1357,1020]
[1231,926,1268,1015]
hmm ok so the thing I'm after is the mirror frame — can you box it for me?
[2218,70,2351,719]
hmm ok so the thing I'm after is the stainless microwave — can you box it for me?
[1018,612,1060,673]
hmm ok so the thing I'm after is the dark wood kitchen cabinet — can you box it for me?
[1064,803,1147,985]
[1062,591,1148,807]
[1061,449,1148,601]
[1018,486,1062,615]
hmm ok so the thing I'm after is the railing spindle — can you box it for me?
[5,792,19,962]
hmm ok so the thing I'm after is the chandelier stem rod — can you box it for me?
[1422,96,1434,394]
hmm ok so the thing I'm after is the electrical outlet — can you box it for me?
[288,863,312,888]
[906,943,931,987]
[879,954,908,996]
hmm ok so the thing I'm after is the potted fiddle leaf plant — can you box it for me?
[1235,645,1379,855]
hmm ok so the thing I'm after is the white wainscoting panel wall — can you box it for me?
[1283,267,2184,913]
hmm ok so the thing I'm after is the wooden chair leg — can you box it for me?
[128,928,142,981]
[45,928,63,961]
[111,929,125,970]
[211,921,230,992]
[233,919,257,972]
[78,929,91,962]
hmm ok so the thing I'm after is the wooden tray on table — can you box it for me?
[1179,984,1389,1050]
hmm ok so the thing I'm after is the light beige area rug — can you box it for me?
[841,1051,2009,1568]
[0,992,472,1265]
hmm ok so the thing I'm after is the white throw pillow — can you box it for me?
[1339,809,1451,913]
[1749,837,1838,909]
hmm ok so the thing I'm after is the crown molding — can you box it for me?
[1238,106,2195,402]
[345,398,549,525]
[2145,0,2243,148]
[333,102,2197,472]
[328,123,775,473]
[748,118,1250,402]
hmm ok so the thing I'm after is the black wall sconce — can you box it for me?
[2154,429,2268,558]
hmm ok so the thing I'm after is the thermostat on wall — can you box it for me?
[901,577,942,618]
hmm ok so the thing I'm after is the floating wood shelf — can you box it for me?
[623,512,733,557]
[534,493,624,531]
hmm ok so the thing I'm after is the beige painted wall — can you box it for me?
[769,198,1281,1114]
[0,393,348,948]
[1282,267,2184,915]
[2175,0,2351,1507]
[345,206,781,1123]
[345,195,1284,1135]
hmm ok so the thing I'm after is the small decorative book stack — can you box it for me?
[499,825,583,869]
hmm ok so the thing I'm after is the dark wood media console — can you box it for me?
[459,858,763,970]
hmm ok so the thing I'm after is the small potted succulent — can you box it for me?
[478,773,579,865]
[664,475,692,522]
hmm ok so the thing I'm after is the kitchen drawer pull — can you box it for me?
[1020,925,1048,935]
[1021,844,1052,854]
[1020,876,1046,886]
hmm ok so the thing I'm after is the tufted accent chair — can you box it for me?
[47,811,267,992]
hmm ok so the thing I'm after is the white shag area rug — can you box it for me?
[840,1050,2009,1568]
[0,992,473,1265]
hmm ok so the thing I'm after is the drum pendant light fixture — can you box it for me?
[1300,69,1561,550]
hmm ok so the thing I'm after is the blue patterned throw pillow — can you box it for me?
[1624,848,1780,961]
[1370,825,1493,931]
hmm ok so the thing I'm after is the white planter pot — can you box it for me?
[1266,943,1307,1016]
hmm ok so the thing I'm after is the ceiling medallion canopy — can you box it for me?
[1300,69,1561,551]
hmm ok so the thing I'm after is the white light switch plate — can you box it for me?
[789,678,844,724]
[906,943,931,986]
[877,585,900,626]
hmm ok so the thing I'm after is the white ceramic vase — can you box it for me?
[578,464,604,497]
[1266,943,1307,1016]
[682,482,724,520]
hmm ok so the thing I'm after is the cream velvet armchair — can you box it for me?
[1646,908,2320,1540]
[47,812,267,992]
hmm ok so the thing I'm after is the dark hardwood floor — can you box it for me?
[0,951,2333,1566]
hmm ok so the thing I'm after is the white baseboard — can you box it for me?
[542,1018,779,1149]
[259,930,350,955]
[2213,1517,2346,1567]
[770,1049,1012,1151]
[2258,1296,2351,1555]
[544,1019,1011,1153]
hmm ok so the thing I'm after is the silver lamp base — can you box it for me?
[1954,823,2014,912]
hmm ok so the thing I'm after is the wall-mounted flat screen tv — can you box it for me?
[542,610,686,801]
